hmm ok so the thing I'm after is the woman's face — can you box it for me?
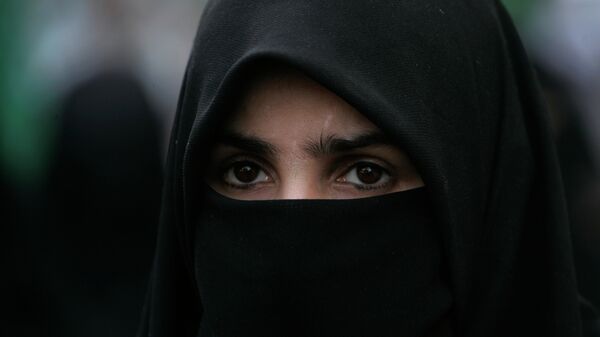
[205,69,424,200]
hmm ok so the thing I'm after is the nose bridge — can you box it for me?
[279,176,322,199]
[277,162,324,199]
[279,189,319,200]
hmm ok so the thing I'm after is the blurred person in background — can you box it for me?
[519,0,600,314]
[41,70,162,337]
[1,0,206,336]
[535,64,600,311]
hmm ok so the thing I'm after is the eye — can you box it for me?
[338,162,391,190]
[223,160,270,188]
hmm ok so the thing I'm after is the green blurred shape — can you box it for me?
[502,0,539,27]
[0,1,56,187]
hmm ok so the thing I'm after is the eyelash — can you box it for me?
[218,156,395,191]
[351,178,390,191]
[218,155,273,189]
[224,182,257,190]
[337,161,393,191]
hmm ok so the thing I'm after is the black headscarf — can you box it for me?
[139,0,595,336]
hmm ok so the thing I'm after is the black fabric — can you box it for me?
[139,0,596,336]
[195,186,452,337]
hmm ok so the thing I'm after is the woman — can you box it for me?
[139,0,598,336]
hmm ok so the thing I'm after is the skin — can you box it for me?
[204,67,424,200]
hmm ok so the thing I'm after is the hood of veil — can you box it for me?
[139,0,588,336]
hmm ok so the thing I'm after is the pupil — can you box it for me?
[234,163,259,183]
[357,164,382,184]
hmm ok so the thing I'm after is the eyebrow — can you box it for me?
[218,130,393,158]
[219,132,278,157]
[304,131,393,157]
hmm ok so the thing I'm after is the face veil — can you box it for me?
[194,185,451,337]
[138,1,592,336]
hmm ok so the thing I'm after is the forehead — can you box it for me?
[226,65,380,140]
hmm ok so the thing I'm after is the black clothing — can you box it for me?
[139,1,596,336]
[45,71,162,337]
[194,186,452,337]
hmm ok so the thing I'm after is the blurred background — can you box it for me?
[0,0,598,336]
[1,1,207,336]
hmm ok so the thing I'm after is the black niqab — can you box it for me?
[194,186,451,337]
[139,0,594,336]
